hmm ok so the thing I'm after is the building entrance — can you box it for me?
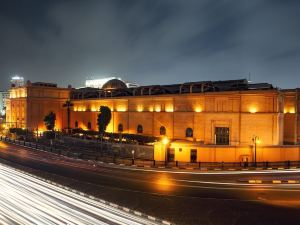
[190,149,197,163]
[167,148,175,162]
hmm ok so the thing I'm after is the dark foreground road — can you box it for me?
[1,141,300,225]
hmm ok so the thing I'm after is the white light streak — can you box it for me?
[0,163,158,225]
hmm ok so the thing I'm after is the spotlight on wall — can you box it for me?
[249,107,257,113]
[195,107,202,113]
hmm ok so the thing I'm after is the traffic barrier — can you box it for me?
[109,203,119,208]
[148,215,156,221]
[272,180,282,184]
[134,211,142,216]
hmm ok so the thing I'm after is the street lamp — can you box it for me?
[162,136,169,145]
[162,136,169,165]
[252,136,260,166]
[131,150,135,165]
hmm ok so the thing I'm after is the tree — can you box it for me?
[44,112,56,131]
[63,100,73,132]
[97,106,111,135]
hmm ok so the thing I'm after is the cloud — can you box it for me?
[0,0,299,90]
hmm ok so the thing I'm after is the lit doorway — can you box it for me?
[167,148,175,162]
[190,149,197,163]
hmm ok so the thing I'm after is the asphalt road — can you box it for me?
[1,141,300,225]
[0,163,158,225]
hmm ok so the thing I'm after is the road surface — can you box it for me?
[0,162,159,225]
[1,141,300,225]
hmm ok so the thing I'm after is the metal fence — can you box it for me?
[1,135,300,170]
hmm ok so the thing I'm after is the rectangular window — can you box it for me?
[215,127,229,145]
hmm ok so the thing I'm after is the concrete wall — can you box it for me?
[154,141,300,162]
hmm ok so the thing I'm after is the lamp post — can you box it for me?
[131,150,135,165]
[162,136,169,166]
[252,136,259,167]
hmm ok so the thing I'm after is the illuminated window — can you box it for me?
[215,127,229,145]
[160,126,166,135]
[186,128,193,138]
[118,123,123,132]
[75,121,78,128]
[87,122,92,130]
[137,124,143,134]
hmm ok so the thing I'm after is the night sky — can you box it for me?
[0,0,300,91]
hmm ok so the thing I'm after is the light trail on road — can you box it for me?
[0,163,159,225]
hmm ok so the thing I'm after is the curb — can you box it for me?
[246,179,300,184]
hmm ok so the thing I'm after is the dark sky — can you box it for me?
[0,0,300,90]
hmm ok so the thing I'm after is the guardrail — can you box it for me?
[1,135,300,171]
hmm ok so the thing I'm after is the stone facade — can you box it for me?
[5,80,300,162]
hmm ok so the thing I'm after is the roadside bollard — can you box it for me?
[176,161,178,167]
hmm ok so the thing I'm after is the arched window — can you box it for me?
[87,122,92,130]
[137,124,143,134]
[186,127,193,138]
[160,126,166,135]
[75,121,78,128]
[118,123,123,132]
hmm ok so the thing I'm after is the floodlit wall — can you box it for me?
[71,90,284,146]
[154,142,300,162]
[6,85,300,151]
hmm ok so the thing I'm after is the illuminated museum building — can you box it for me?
[6,78,300,162]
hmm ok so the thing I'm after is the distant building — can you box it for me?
[11,76,25,88]
[0,91,9,116]
[6,77,300,163]
[85,77,138,89]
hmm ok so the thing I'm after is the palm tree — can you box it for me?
[63,100,73,133]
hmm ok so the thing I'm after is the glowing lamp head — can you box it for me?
[162,137,169,145]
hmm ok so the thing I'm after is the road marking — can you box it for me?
[170,178,300,191]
